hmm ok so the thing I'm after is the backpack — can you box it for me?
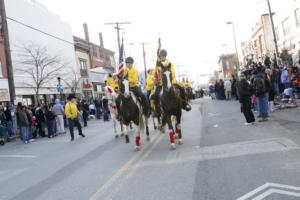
[255,74,266,96]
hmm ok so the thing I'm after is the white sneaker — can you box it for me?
[244,122,252,126]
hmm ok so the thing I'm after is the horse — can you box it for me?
[185,87,193,102]
[118,78,150,151]
[148,88,162,130]
[160,70,183,149]
[104,86,125,138]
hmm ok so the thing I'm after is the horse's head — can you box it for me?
[162,70,172,91]
[119,78,131,98]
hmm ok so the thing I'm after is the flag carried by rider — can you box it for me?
[118,37,125,75]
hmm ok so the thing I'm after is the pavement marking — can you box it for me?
[138,138,299,167]
[0,168,27,184]
[252,189,300,200]
[105,133,164,200]
[213,124,219,128]
[90,132,163,200]
[237,182,300,200]
[0,155,37,158]
[208,112,220,117]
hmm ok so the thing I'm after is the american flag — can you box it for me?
[118,38,125,76]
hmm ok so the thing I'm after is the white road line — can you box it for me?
[237,183,271,200]
[268,182,300,191]
[89,132,163,200]
[252,189,300,200]
[0,168,27,183]
[237,182,300,200]
[0,155,37,158]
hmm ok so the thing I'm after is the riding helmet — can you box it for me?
[159,49,168,57]
[125,57,134,64]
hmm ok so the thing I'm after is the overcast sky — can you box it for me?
[37,0,294,84]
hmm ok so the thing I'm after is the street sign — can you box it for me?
[237,182,300,200]
[57,84,63,93]
[0,89,9,101]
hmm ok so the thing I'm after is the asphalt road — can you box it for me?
[1,98,300,200]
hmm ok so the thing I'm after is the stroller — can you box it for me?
[0,124,8,146]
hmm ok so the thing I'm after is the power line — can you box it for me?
[6,16,74,45]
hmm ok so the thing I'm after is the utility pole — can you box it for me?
[127,42,149,85]
[0,0,15,102]
[104,22,131,54]
[226,22,240,75]
[139,42,148,81]
[266,0,279,65]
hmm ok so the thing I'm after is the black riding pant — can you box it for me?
[130,86,149,115]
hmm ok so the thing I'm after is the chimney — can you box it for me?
[83,23,90,42]
[99,32,104,48]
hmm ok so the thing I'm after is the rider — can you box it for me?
[180,78,186,88]
[146,69,155,101]
[106,73,119,91]
[152,49,191,112]
[121,57,149,116]
[185,78,192,88]
[146,69,156,113]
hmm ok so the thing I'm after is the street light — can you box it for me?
[57,76,63,100]
[226,21,240,74]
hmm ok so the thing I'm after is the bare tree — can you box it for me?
[62,69,81,94]
[16,43,69,104]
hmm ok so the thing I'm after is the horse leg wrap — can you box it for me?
[169,132,175,144]
[135,136,141,146]
[175,126,179,134]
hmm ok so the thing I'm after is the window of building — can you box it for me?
[79,59,87,70]
[295,8,300,27]
[93,47,98,57]
[282,17,291,36]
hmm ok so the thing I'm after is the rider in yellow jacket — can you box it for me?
[185,79,192,88]
[120,57,149,116]
[153,49,191,112]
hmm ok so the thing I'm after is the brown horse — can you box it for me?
[160,69,183,149]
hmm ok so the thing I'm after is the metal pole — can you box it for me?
[142,43,147,80]
[116,23,121,53]
[0,0,15,102]
[104,22,131,56]
[267,0,279,65]
[231,23,240,72]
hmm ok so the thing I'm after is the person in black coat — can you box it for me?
[238,72,255,125]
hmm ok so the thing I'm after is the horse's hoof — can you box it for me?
[178,139,183,145]
[146,136,151,142]
[121,133,125,137]
[115,135,119,139]
[170,143,176,150]
[154,126,157,130]
[135,146,141,151]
